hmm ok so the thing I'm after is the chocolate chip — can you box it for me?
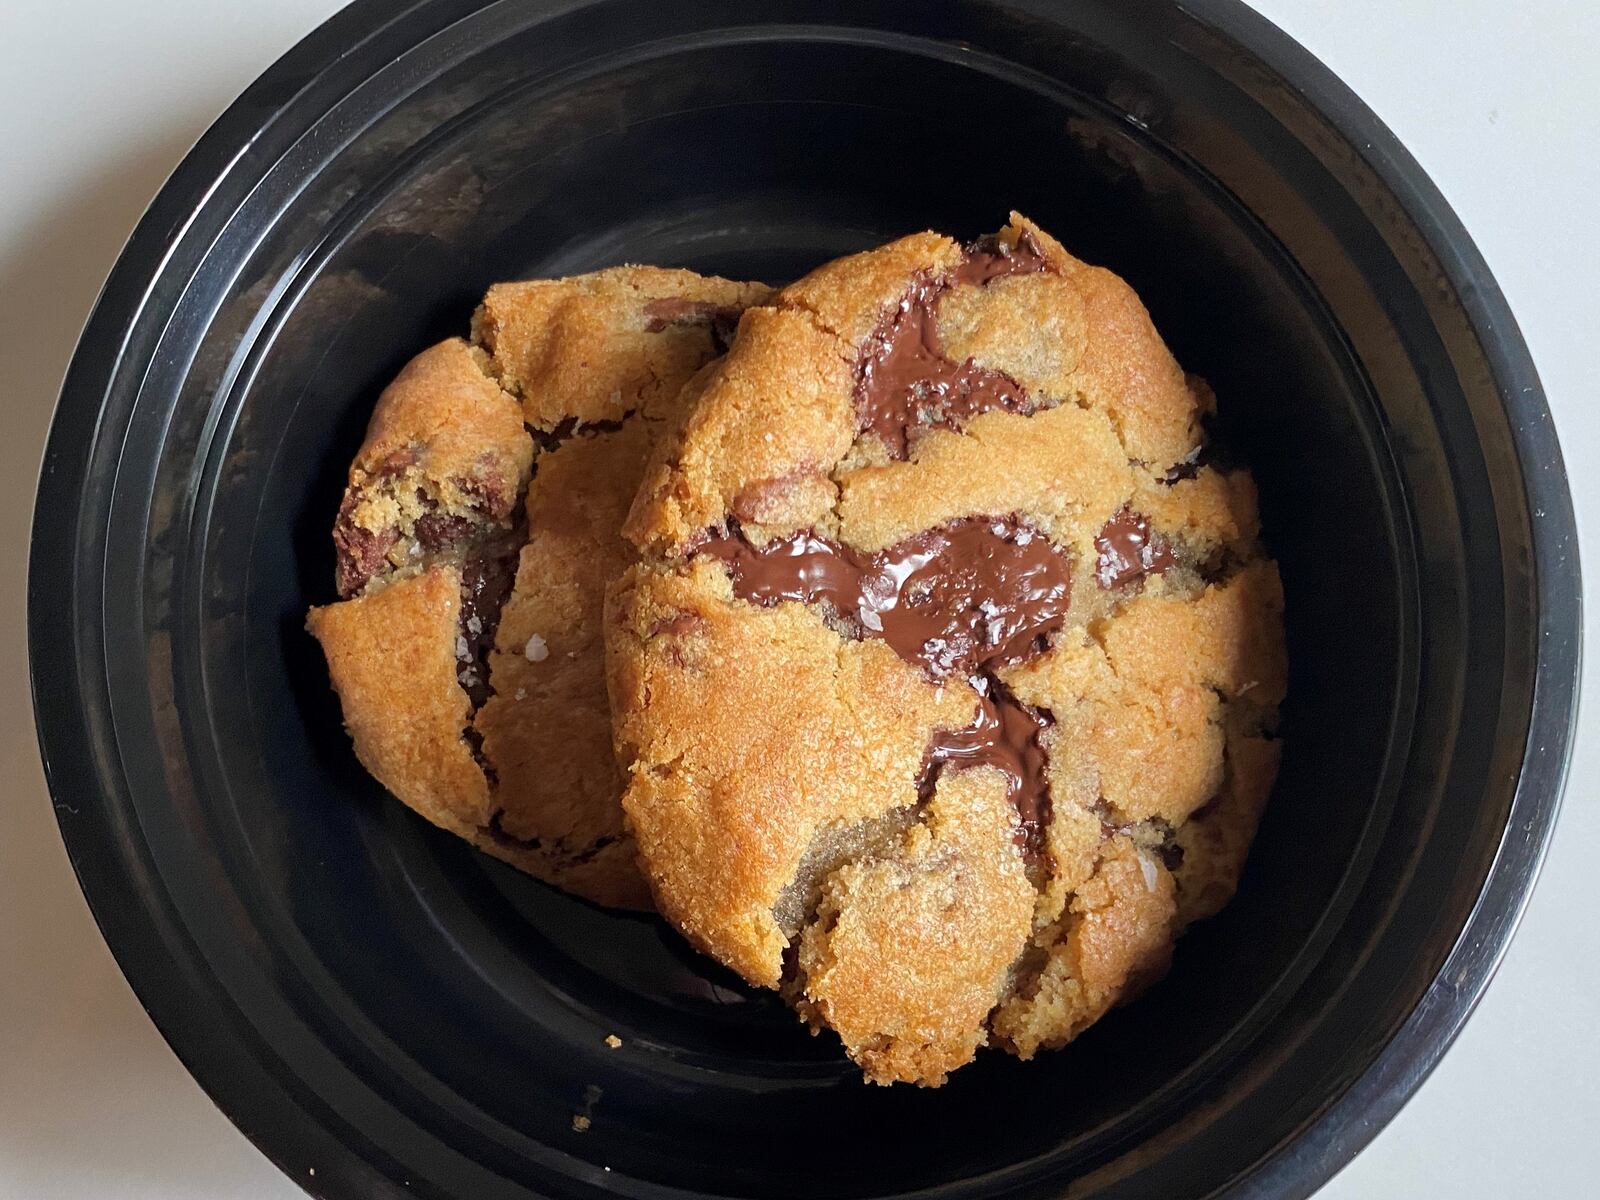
[854,274,1035,459]
[696,517,1070,680]
[459,469,513,520]
[332,490,398,598]
[1162,456,1202,485]
[710,307,742,351]
[463,725,497,787]
[694,526,869,632]
[853,233,1053,458]
[919,676,1053,844]
[1094,508,1175,589]
[372,447,418,477]
[1163,410,1239,484]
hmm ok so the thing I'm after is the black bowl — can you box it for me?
[29,1,1580,1197]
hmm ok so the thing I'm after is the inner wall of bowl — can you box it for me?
[159,19,1453,1200]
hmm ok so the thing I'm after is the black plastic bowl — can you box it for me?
[28,2,1580,1197]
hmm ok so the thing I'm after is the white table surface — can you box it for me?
[2,2,1595,1196]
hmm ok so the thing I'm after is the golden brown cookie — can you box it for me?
[607,215,1285,1082]
[309,267,769,907]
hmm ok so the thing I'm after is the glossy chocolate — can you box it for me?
[1095,508,1176,589]
[695,516,1069,836]
[696,528,870,619]
[921,677,1052,829]
[853,235,1051,458]
[457,553,517,709]
[949,230,1050,288]
[697,517,1070,679]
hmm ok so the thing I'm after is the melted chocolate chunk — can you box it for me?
[414,511,480,551]
[854,275,1034,459]
[698,516,1071,679]
[332,496,398,598]
[457,554,517,709]
[950,230,1050,288]
[485,809,620,864]
[697,529,869,623]
[1162,455,1202,485]
[1163,411,1238,484]
[1094,508,1176,589]
[870,519,1071,677]
[1161,441,1234,484]
[529,414,632,453]
[464,725,496,786]
[457,471,513,521]
[709,312,741,353]
[853,233,1054,458]
[332,451,422,596]
[921,676,1052,831]
[694,517,1069,840]
[642,297,743,338]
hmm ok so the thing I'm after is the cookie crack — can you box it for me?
[773,291,854,347]
[691,515,1065,857]
[465,317,518,397]
[526,410,636,453]
[483,809,623,868]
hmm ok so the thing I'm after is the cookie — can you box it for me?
[607,215,1285,1083]
[309,267,769,907]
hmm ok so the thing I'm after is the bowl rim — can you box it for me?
[27,0,1581,1197]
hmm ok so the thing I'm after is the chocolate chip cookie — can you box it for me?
[606,215,1285,1083]
[308,267,769,908]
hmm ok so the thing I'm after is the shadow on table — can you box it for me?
[0,123,295,1197]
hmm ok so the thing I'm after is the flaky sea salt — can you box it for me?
[1138,853,1159,893]
[524,634,549,662]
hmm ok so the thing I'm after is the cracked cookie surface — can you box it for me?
[607,215,1286,1082]
[309,266,769,907]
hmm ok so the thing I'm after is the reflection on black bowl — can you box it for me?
[29,2,1578,1198]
